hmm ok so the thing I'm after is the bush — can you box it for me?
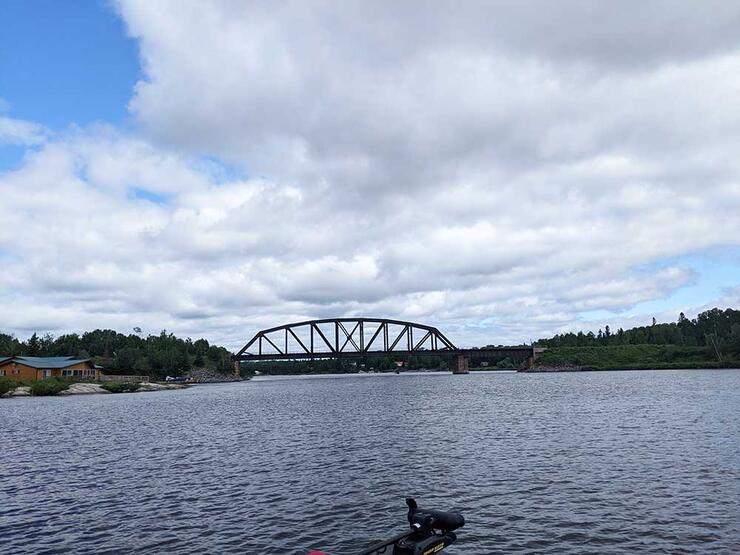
[100,382,140,393]
[495,357,515,369]
[30,379,69,396]
[0,378,12,395]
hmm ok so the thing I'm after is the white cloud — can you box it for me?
[0,97,48,145]
[1,2,740,348]
[0,114,47,146]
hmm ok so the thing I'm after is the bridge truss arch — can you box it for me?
[233,318,458,361]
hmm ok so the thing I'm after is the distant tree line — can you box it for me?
[245,354,450,375]
[535,308,740,359]
[3,308,736,379]
[0,329,234,379]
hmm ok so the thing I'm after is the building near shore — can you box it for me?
[0,356,100,381]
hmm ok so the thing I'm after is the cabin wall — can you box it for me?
[56,362,99,379]
[0,362,39,380]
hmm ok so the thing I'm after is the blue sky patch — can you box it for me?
[130,187,170,205]
[0,144,33,172]
[0,0,139,130]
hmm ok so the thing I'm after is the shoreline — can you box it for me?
[5,368,735,396]
[1,381,189,398]
[521,365,740,373]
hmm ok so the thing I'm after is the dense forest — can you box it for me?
[534,308,740,369]
[0,329,235,379]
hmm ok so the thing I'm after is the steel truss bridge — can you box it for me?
[232,317,537,374]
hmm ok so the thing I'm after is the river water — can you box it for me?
[2,370,739,554]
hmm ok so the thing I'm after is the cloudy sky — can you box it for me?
[1,1,739,349]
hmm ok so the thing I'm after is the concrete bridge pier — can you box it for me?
[234,360,240,379]
[452,354,469,374]
[523,347,547,370]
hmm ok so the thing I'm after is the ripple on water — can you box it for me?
[1,370,740,554]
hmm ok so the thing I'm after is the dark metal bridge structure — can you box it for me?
[232,317,537,375]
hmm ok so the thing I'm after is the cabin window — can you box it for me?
[12,368,20,375]
[0,369,4,376]
[42,369,51,378]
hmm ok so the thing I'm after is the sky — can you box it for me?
[1,1,739,350]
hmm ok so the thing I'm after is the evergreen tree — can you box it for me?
[26,333,40,356]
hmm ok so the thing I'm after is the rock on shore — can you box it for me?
[9,386,31,397]
[186,368,241,382]
[136,382,186,392]
[59,383,111,395]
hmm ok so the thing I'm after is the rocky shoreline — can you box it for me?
[519,365,586,373]
[1,382,188,398]
[186,368,242,382]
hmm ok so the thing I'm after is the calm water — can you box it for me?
[2,370,739,554]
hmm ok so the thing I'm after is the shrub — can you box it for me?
[30,379,69,396]
[100,382,140,393]
[495,357,515,369]
[0,378,13,395]
[536,344,713,369]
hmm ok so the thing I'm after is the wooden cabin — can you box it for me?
[0,356,100,381]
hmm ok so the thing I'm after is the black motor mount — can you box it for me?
[360,498,465,555]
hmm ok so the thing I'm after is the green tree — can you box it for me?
[114,347,140,372]
[26,333,40,356]
[0,333,21,356]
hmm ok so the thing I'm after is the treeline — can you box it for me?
[535,308,740,359]
[0,329,234,379]
[244,354,450,375]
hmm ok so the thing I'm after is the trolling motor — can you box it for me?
[359,498,465,555]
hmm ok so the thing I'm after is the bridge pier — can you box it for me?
[234,360,240,379]
[527,347,546,370]
[452,354,469,374]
